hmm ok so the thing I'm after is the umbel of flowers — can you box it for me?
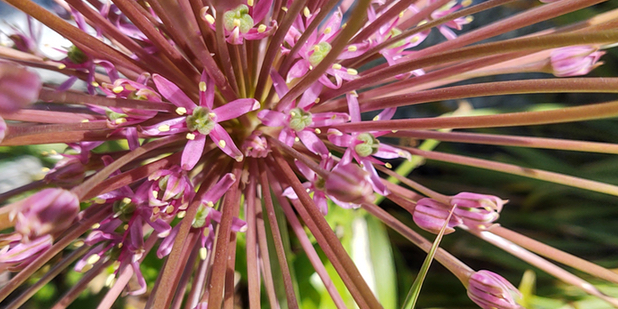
[1,0,618,308]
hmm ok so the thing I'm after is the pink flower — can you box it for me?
[258,71,349,157]
[327,93,410,195]
[201,1,276,45]
[144,71,260,169]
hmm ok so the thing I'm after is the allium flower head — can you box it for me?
[1,0,618,308]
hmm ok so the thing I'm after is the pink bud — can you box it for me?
[450,192,506,230]
[467,270,522,309]
[550,46,604,77]
[324,164,375,205]
[412,198,462,234]
[0,62,41,114]
[13,188,80,241]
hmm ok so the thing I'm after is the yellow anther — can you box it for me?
[94,198,106,204]
[314,128,321,134]
[208,112,216,118]
[86,254,100,265]
[105,274,116,287]
[313,45,321,52]
[204,14,215,24]
[112,86,124,93]
[91,81,99,87]
[41,167,50,173]
[294,137,300,142]
[206,201,214,207]
[165,205,175,214]
[115,118,127,124]
[350,90,359,97]
[346,68,358,75]
[153,206,160,215]
[176,107,187,115]
[57,64,66,70]
[124,84,136,91]
[385,162,392,169]
[199,81,207,92]
[314,98,320,103]
[247,0,254,6]
[233,18,241,27]
[281,6,288,12]
[418,20,428,26]
[186,133,196,140]
[73,240,84,248]
[92,223,101,229]
[200,247,208,260]
[123,224,129,230]
[81,119,89,123]
[373,115,380,121]
[158,124,171,132]
[117,243,123,248]
[399,10,405,18]
[303,7,310,18]
[347,45,357,52]
[462,0,472,6]
[332,63,342,70]
[465,16,474,23]
[218,140,226,148]
[324,27,332,34]
[257,24,267,33]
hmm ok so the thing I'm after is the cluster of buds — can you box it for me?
[413,192,507,234]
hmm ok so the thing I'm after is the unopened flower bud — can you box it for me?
[413,198,462,234]
[467,270,522,309]
[324,164,375,205]
[13,188,80,241]
[550,46,604,77]
[44,157,86,187]
[450,192,506,230]
[0,62,41,114]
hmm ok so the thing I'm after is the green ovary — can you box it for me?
[67,45,89,64]
[186,106,216,135]
[355,133,380,157]
[223,4,254,34]
[309,42,332,66]
[289,108,313,132]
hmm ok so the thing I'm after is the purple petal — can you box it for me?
[270,69,289,99]
[210,124,244,161]
[181,133,206,170]
[213,99,260,122]
[297,130,329,156]
[199,70,215,109]
[201,173,236,204]
[153,74,195,110]
[257,109,287,127]
[346,93,361,123]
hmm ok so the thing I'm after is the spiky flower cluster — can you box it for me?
[1,0,618,308]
